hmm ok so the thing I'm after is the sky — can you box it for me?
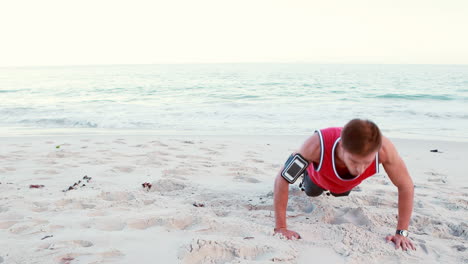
[0,0,467,67]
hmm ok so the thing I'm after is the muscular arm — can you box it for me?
[273,133,321,238]
[379,137,416,250]
[273,168,291,231]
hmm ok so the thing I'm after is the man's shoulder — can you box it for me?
[379,136,398,163]
[298,133,322,163]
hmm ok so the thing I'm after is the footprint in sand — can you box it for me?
[245,151,260,158]
[349,195,396,208]
[168,147,182,151]
[127,214,199,231]
[227,169,262,183]
[328,207,372,226]
[135,152,167,167]
[453,244,466,252]
[79,217,126,231]
[244,158,265,164]
[95,219,127,231]
[200,147,221,156]
[56,249,125,264]
[157,151,170,156]
[34,169,60,175]
[39,240,94,250]
[152,179,187,192]
[53,199,95,210]
[448,222,468,239]
[425,171,448,183]
[111,166,136,173]
[46,225,66,232]
[55,199,74,207]
[233,175,261,183]
[87,210,108,217]
[100,191,135,202]
[64,163,80,168]
[132,144,150,148]
[127,218,161,230]
[200,162,215,168]
[244,203,274,211]
[216,144,227,149]
[300,203,317,214]
[418,243,429,254]
[167,215,199,230]
[228,166,263,174]
[98,249,125,258]
[178,239,290,264]
[434,199,468,211]
[9,224,33,234]
[0,221,18,229]
[149,140,169,147]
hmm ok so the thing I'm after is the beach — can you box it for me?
[2,0,468,262]
[0,134,466,264]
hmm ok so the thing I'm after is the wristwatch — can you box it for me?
[396,229,409,237]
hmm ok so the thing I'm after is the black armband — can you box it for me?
[281,153,309,184]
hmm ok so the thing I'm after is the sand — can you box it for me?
[0,134,466,264]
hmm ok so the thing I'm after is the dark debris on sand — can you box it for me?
[29,184,45,189]
[63,175,92,192]
[41,235,53,240]
[142,182,152,191]
[430,149,443,153]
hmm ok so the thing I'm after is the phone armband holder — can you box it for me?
[281,153,309,184]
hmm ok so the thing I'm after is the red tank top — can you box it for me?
[306,127,379,194]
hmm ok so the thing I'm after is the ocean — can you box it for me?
[1,64,467,141]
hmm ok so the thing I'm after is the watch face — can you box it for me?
[398,230,408,237]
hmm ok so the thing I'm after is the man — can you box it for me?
[273,119,416,251]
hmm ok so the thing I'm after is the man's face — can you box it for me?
[342,149,376,176]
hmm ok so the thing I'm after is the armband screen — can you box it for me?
[281,154,309,184]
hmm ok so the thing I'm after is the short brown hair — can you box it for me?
[341,119,382,156]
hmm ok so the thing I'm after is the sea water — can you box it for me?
[1,64,467,141]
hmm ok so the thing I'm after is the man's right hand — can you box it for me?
[274,227,301,240]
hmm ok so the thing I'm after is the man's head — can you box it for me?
[340,119,382,176]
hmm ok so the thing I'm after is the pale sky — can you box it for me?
[1,0,467,67]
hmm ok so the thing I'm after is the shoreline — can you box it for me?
[1,127,468,143]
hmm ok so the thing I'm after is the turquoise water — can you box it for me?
[1,64,467,141]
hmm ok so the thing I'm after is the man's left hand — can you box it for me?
[386,235,416,251]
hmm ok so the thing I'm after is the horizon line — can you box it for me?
[2,62,468,68]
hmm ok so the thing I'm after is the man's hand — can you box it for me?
[274,227,301,240]
[386,235,416,251]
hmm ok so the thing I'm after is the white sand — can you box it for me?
[0,134,466,264]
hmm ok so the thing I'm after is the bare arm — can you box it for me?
[273,133,321,239]
[273,168,291,230]
[379,137,416,250]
